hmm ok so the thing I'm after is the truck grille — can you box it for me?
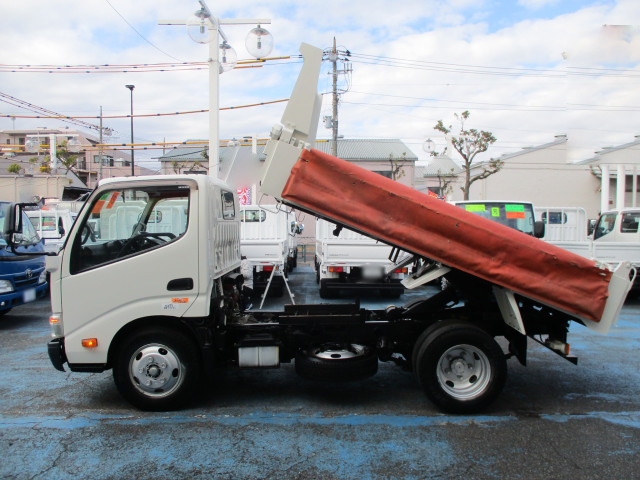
[15,272,40,288]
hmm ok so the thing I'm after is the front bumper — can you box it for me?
[48,338,67,372]
[0,282,48,312]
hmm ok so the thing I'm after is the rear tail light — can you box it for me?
[328,266,344,273]
[394,267,408,274]
[262,265,274,272]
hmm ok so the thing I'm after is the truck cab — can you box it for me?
[454,200,545,238]
[25,208,77,254]
[0,202,48,315]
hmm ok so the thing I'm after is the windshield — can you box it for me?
[0,203,41,246]
[457,202,536,235]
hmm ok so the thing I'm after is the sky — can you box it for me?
[0,0,639,172]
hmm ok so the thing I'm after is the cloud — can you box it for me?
[0,0,637,171]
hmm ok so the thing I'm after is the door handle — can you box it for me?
[167,278,194,291]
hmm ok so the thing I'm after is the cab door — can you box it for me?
[59,181,199,365]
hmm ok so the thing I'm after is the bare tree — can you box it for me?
[433,110,501,200]
[389,153,406,181]
[435,168,458,197]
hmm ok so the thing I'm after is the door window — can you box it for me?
[70,185,190,274]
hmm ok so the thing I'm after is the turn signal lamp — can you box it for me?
[81,338,98,348]
[49,314,63,338]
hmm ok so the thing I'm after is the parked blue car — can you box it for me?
[0,202,48,316]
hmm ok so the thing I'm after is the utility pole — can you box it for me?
[331,37,339,157]
[324,39,351,157]
[98,106,103,184]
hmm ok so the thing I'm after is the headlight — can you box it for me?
[38,271,47,284]
[0,279,14,294]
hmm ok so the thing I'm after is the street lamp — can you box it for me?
[125,84,135,176]
[423,138,435,155]
[160,2,272,178]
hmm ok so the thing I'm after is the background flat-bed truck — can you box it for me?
[315,218,408,298]
[29,44,634,414]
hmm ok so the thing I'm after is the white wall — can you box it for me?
[0,175,69,202]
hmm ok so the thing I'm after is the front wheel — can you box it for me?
[112,327,201,411]
[414,320,506,414]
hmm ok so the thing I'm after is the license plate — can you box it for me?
[23,288,36,303]
[362,266,381,279]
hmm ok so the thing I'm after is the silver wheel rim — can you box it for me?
[129,343,184,398]
[436,344,491,401]
[312,344,366,360]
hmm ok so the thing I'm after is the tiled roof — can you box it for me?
[159,138,418,163]
[419,155,464,177]
[313,139,418,161]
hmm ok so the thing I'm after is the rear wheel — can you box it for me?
[414,320,506,414]
[113,327,201,411]
[319,280,335,299]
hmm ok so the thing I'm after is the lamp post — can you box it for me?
[125,84,135,176]
[160,2,272,178]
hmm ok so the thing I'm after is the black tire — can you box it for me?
[0,308,13,317]
[295,344,378,381]
[319,280,334,299]
[381,288,403,299]
[414,320,506,414]
[112,327,201,411]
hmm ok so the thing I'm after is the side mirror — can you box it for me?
[7,203,35,248]
[58,218,65,236]
[534,220,545,238]
[296,223,304,234]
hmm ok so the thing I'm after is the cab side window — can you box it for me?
[594,213,617,240]
[620,213,640,234]
[70,185,190,274]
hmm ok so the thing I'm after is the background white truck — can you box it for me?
[315,218,408,298]
[536,207,640,287]
[25,208,77,254]
[31,43,634,416]
[240,205,302,298]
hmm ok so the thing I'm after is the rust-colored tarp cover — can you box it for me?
[281,148,611,323]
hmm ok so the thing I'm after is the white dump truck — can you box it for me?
[14,44,631,415]
[315,218,408,298]
[240,204,302,298]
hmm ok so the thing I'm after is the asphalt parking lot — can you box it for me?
[1,265,639,479]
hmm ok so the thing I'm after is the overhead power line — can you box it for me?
[0,98,289,122]
[0,91,103,132]
[347,52,640,78]
[0,56,294,74]
[104,0,182,62]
